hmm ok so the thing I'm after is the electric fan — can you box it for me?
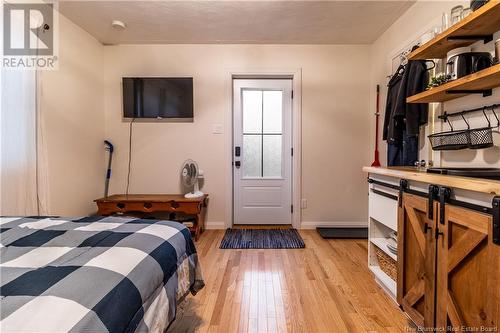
[181,159,204,198]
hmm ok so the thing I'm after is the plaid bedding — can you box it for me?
[0,216,204,333]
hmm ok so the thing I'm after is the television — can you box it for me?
[122,77,193,119]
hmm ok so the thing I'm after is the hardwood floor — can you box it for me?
[169,230,411,333]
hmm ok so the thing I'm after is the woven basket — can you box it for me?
[374,246,397,281]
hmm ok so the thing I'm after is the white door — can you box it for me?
[233,79,293,225]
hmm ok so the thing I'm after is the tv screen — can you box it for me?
[122,77,193,119]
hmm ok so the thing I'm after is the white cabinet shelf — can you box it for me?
[367,174,400,302]
[370,237,397,261]
[369,265,397,301]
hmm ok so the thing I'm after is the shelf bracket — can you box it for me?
[447,35,493,44]
[446,89,493,97]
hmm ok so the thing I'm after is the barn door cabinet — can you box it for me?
[398,188,500,332]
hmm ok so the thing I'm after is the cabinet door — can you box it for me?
[398,193,437,328]
[436,204,500,331]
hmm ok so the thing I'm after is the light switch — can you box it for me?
[301,199,307,209]
[212,124,223,134]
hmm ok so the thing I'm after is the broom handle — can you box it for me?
[375,85,380,150]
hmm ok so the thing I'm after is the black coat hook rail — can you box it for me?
[438,103,500,120]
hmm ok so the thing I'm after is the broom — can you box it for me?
[371,85,381,167]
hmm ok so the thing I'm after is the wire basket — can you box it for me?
[428,129,470,150]
[429,108,497,151]
[468,127,494,149]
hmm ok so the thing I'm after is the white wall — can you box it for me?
[103,44,372,227]
[38,14,105,216]
[370,0,500,168]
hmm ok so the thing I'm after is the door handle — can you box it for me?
[234,161,241,168]
[423,223,431,234]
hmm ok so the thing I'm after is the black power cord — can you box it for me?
[125,118,136,196]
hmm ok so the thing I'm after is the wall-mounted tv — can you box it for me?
[122,77,193,119]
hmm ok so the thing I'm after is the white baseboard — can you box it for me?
[300,221,368,229]
[205,221,367,230]
[205,221,226,230]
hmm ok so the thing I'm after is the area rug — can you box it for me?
[220,228,305,249]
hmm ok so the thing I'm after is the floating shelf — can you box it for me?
[408,1,500,60]
[407,63,500,103]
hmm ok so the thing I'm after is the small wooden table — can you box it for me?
[94,194,208,241]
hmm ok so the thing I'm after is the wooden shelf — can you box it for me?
[407,63,500,103]
[408,1,500,60]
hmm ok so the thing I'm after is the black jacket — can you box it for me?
[383,60,429,142]
[383,68,403,142]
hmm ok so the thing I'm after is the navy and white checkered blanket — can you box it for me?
[0,216,204,332]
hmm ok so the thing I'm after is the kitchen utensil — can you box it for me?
[446,47,472,80]
[446,48,492,80]
[450,5,464,25]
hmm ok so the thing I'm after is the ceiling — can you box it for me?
[59,1,415,45]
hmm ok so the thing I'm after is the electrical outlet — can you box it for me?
[301,199,307,209]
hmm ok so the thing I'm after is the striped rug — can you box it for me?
[220,228,305,249]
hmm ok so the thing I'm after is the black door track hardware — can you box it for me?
[428,185,439,219]
[367,178,400,191]
[439,187,451,225]
[493,197,500,246]
[399,179,408,207]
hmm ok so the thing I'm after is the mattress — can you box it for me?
[0,216,204,332]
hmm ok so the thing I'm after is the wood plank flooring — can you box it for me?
[169,230,411,333]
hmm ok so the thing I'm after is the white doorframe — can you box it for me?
[224,69,302,229]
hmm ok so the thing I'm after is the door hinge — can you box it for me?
[291,205,294,214]
[291,148,294,156]
[291,90,294,99]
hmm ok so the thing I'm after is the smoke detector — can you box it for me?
[111,20,126,30]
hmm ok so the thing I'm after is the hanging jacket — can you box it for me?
[383,68,404,142]
[383,60,429,142]
[393,60,429,137]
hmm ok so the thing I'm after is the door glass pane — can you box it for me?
[242,90,262,134]
[263,135,282,177]
[263,90,282,134]
[243,135,262,178]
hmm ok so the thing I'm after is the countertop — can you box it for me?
[363,166,500,195]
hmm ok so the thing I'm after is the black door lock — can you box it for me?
[235,161,241,168]
[235,146,241,157]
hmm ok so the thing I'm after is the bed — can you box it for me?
[0,216,204,332]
